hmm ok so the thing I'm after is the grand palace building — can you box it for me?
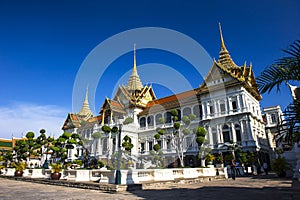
[62,25,275,167]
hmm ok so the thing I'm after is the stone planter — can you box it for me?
[51,172,61,180]
[216,164,224,168]
[14,171,23,177]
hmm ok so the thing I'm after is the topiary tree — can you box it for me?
[25,131,36,161]
[13,139,28,162]
[153,109,203,167]
[13,132,38,163]
[35,129,53,168]
[122,135,134,153]
[51,132,83,165]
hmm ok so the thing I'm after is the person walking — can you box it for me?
[263,162,268,175]
[231,159,236,180]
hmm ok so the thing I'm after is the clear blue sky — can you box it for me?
[0,0,299,138]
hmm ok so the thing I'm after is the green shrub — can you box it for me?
[111,126,118,133]
[196,136,205,145]
[174,122,181,130]
[13,162,26,172]
[101,125,111,133]
[123,117,134,125]
[194,127,206,137]
[158,129,165,135]
[92,132,102,138]
[170,109,178,116]
[153,144,161,151]
[182,116,191,126]
[271,156,291,177]
[154,134,161,140]
[50,163,62,173]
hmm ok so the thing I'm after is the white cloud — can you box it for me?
[0,102,68,139]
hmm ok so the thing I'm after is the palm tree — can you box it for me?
[257,38,300,148]
[257,39,300,94]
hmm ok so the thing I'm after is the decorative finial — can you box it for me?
[219,22,226,50]
[85,85,89,102]
[248,62,253,78]
[243,61,247,76]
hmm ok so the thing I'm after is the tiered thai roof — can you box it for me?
[77,87,93,120]
[62,113,83,130]
[99,97,126,114]
[126,44,143,92]
[200,23,261,101]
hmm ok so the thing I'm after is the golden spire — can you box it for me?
[219,22,227,51]
[243,61,247,76]
[217,22,237,68]
[248,62,253,78]
[78,86,93,118]
[127,44,143,92]
[133,43,137,73]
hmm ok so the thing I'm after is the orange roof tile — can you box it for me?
[146,89,198,107]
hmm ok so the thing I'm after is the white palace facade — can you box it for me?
[62,26,273,167]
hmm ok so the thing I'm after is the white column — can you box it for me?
[208,126,213,145]
[214,101,218,116]
[236,95,241,112]
[207,102,211,116]
[231,123,237,143]
[202,103,206,119]
[217,124,222,143]
[110,111,113,124]
[239,120,244,141]
[227,97,232,114]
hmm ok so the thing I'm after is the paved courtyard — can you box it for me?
[0,174,299,200]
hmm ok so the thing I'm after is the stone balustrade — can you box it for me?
[1,167,226,184]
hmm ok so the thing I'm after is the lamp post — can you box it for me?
[115,123,122,185]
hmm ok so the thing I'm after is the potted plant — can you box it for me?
[271,156,291,177]
[204,153,215,165]
[50,163,62,180]
[13,162,26,177]
[215,155,224,167]
[0,164,4,174]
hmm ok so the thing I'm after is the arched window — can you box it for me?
[222,124,230,143]
[193,105,201,118]
[155,113,163,125]
[147,115,154,127]
[139,117,146,128]
[164,111,172,124]
[183,107,192,117]
[235,124,241,142]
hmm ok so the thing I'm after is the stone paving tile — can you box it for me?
[0,174,298,200]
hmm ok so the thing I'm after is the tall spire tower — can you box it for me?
[78,86,93,118]
[127,44,143,92]
[218,22,237,68]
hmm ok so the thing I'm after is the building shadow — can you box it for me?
[129,185,293,200]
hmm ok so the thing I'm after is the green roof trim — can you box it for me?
[0,141,12,147]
